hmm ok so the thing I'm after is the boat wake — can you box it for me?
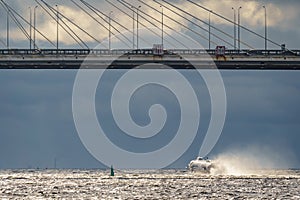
[190,145,298,176]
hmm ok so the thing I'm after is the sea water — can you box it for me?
[0,169,299,199]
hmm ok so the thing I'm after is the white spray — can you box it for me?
[209,145,298,175]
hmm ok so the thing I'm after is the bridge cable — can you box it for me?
[187,0,282,49]
[118,0,190,49]
[138,0,222,48]
[77,0,132,49]
[104,0,169,48]
[0,2,31,43]
[150,0,237,48]
[108,0,180,48]
[77,0,132,48]
[43,0,109,49]
[0,0,55,48]
[68,0,111,48]
[41,1,88,49]
[41,0,96,49]
[35,0,87,49]
[158,0,253,49]
[0,38,6,48]
[120,0,190,49]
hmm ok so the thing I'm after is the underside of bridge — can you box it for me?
[0,48,299,70]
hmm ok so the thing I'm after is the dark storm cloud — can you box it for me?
[0,70,299,169]
[211,71,300,168]
[0,70,103,169]
[222,71,300,125]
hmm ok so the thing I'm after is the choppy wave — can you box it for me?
[0,169,299,199]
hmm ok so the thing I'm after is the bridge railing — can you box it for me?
[0,49,299,56]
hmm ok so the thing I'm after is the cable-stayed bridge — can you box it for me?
[0,0,299,70]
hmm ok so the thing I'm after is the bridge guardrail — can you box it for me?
[0,49,299,56]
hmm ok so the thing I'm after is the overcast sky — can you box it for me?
[0,0,300,169]
[0,0,300,49]
[0,69,299,169]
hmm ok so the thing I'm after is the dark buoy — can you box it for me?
[110,165,114,176]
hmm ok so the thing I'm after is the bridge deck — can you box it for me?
[1,49,300,70]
